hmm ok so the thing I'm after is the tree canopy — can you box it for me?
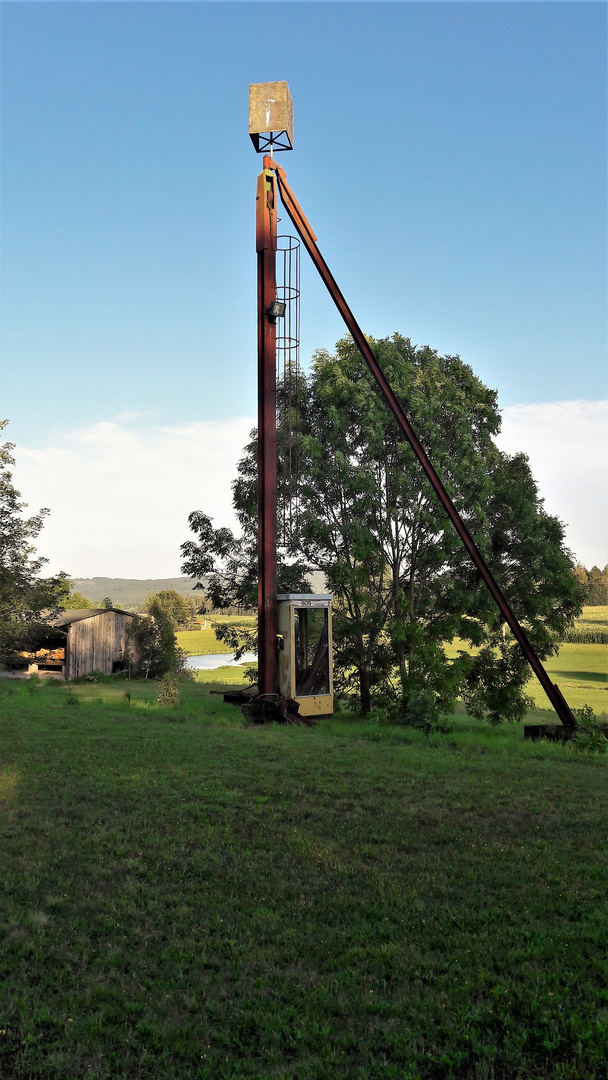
[289,336,584,719]
[143,589,201,628]
[183,336,583,721]
[63,589,94,610]
[127,599,188,679]
[0,421,70,658]
[573,563,608,606]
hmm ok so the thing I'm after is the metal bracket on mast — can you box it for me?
[263,155,577,729]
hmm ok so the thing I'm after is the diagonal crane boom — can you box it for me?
[265,155,577,728]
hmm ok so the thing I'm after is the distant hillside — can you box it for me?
[70,571,328,612]
[69,577,203,612]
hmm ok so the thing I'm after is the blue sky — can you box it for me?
[2,2,606,575]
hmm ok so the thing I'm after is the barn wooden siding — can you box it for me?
[66,611,134,680]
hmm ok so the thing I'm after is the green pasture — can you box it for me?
[1,670,607,1080]
[210,615,257,625]
[178,616,256,655]
[441,607,607,716]
[176,628,231,655]
[178,613,607,714]
[524,643,607,715]
[443,641,606,717]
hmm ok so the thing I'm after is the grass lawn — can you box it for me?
[524,644,607,716]
[440,640,607,717]
[1,674,607,1079]
[177,617,256,655]
[445,615,607,717]
[176,628,232,655]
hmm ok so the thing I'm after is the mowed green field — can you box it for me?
[524,643,607,715]
[177,617,256,655]
[442,641,607,717]
[1,673,607,1080]
[176,628,231,655]
[446,607,608,717]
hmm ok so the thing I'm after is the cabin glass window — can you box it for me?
[294,607,329,696]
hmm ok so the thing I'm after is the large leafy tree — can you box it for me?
[180,510,261,656]
[183,336,583,719]
[0,421,70,658]
[573,563,608,607]
[180,501,311,657]
[292,335,583,719]
[143,589,201,628]
[127,600,188,679]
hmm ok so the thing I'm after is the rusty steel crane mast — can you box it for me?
[250,81,577,729]
[255,156,280,703]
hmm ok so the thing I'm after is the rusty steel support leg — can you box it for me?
[266,156,577,729]
[256,166,278,696]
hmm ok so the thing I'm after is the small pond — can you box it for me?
[185,652,257,671]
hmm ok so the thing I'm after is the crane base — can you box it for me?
[524,724,576,741]
[221,687,314,725]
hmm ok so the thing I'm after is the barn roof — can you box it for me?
[53,607,137,627]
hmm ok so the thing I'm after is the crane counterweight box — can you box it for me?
[277,594,333,717]
[249,81,294,152]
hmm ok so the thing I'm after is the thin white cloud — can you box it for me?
[496,400,607,569]
[13,418,255,578]
[10,400,607,579]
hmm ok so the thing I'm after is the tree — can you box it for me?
[295,336,584,719]
[127,599,188,679]
[143,589,200,628]
[587,566,608,606]
[209,336,584,720]
[181,504,312,658]
[0,421,70,659]
[286,336,584,719]
[63,589,94,610]
[572,563,608,606]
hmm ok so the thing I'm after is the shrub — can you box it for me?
[127,606,188,680]
[156,673,180,708]
[396,688,451,735]
[573,704,607,754]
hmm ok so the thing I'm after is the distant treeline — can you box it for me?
[573,564,608,607]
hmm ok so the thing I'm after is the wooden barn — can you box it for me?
[58,607,140,680]
[19,608,142,680]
